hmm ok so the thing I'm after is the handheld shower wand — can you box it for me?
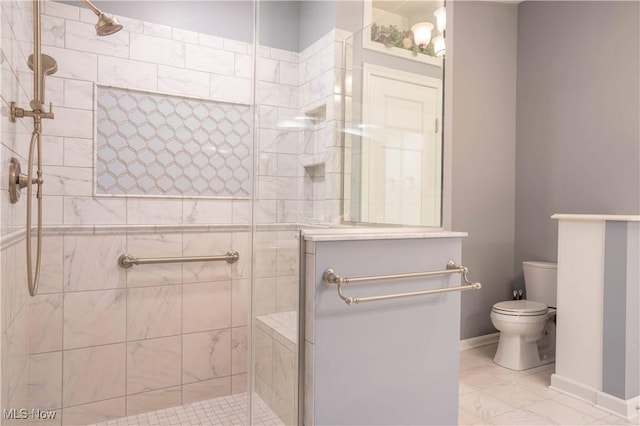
[9,0,124,297]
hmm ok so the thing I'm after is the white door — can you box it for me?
[361,64,442,226]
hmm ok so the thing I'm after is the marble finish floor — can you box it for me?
[89,343,639,425]
[460,343,639,425]
[91,393,282,426]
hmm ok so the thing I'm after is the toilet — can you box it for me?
[490,261,557,370]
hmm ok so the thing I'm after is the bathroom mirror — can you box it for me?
[343,0,445,227]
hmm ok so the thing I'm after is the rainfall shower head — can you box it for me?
[80,0,123,36]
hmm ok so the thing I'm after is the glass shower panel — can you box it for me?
[1,1,259,424]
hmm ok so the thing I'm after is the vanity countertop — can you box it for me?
[301,227,468,241]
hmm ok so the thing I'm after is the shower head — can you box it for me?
[80,0,123,36]
[95,13,123,36]
[28,54,58,104]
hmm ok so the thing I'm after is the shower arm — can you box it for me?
[81,0,106,17]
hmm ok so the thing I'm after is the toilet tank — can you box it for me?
[523,261,557,307]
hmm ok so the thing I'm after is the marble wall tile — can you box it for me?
[43,1,79,19]
[63,137,92,167]
[235,54,252,79]
[257,58,279,83]
[40,135,64,167]
[130,33,185,68]
[62,344,126,407]
[3,303,29,412]
[66,20,129,58]
[231,326,248,375]
[38,46,97,81]
[28,351,62,410]
[271,391,296,426]
[98,56,158,91]
[126,199,183,225]
[231,373,248,394]
[183,282,231,333]
[127,336,181,394]
[182,232,232,283]
[62,397,125,425]
[29,293,63,354]
[182,329,231,383]
[63,197,126,225]
[276,276,298,313]
[198,33,224,49]
[182,376,231,404]
[42,165,92,196]
[231,232,250,279]
[254,325,273,386]
[253,277,277,316]
[63,79,93,110]
[183,199,232,224]
[127,285,181,340]
[232,200,251,225]
[35,196,64,227]
[223,39,248,54]
[157,65,209,98]
[63,235,126,292]
[231,279,249,328]
[39,236,64,294]
[186,44,235,75]
[279,61,298,86]
[126,386,182,416]
[126,233,182,287]
[209,74,251,104]
[143,22,172,39]
[63,289,126,349]
[172,28,198,44]
[272,340,296,406]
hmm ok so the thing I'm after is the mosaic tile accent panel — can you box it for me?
[96,86,252,198]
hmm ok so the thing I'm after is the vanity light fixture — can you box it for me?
[433,35,445,57]
[412,6,446,57]
[411,22,434,50]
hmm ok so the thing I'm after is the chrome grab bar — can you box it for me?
[118,250,239,269]
[322,261,481,305]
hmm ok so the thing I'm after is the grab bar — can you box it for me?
[322,260,481,305]
[118,250,239,269]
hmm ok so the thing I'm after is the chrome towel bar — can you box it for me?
[118,250,239,269]
[322,261,481,305]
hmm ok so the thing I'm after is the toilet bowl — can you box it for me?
[490,261,557,371]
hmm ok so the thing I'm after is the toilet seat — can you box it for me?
[492,300,548,317]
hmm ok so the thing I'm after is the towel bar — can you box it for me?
[322,261,481,305]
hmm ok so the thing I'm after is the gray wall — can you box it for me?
[450,1,519,339]
[514,1,640,268]
[60,1,254,42]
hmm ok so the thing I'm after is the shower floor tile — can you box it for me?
[91,393,283,426]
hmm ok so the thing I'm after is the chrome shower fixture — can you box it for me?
[80,0,123,36]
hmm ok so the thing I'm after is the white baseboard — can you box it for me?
[459,332,500,351]
[550,374,598,403]
[551,374,640,421]
[596,391,639,421]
